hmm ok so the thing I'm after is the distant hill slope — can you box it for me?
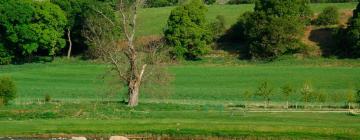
[137,3,358,36]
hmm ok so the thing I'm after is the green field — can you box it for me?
[1,112,360,139]
[0,102,360,139]
[1,3,360,139]
[0,58,359,104]
[137,3,358,36]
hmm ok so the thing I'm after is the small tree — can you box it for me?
[255,81,273,109]
[314,90,327,110]
[346,89,356,110]
[281,84,294,109]
[355,89,360,109]
[315,6,339,25]
[0,77,16,105]
[242,90,252,108]
[300,82,313,109]
[164,0,212,59]
[331,92,342,103]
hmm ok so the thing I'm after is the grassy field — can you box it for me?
[0,102,360,139]
[0,3,360,139]
[137,3,358,36]
[0,58,359,105]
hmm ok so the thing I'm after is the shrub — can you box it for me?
[0,77,16,105]
[45,94,51,102]
[164,0,212,60]
[315,6,339,25]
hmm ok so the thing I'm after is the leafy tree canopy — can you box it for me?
[164,0,212,60]
[0,0,67,57]
[237,0,312,59]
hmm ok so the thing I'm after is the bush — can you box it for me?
[164,0,212,59]
[0,77,16,105]
[315,6,339,25]
[45,94,51,102]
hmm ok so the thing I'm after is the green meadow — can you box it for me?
[0,58,359,104]
[0,3,360,139]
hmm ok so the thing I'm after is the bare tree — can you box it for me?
[84,0,170,107]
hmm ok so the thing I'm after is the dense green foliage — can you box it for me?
[234,0,312,59]
[315,6,339,25]
[343,3,360,57]
[51,0,86,54]
[164,0,212,59]
[137,3,357,36]
[0,0,67,61]
[0,77,16,105]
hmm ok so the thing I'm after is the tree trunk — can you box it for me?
[264,101,266,109]
[348,103,351,111]
[128,80,140,107]
[67,28,72,59]
[126,60,147,107]
[286,101,289,109]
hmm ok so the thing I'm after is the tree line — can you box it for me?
[1,0,360,64]
[245,81,360,110]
